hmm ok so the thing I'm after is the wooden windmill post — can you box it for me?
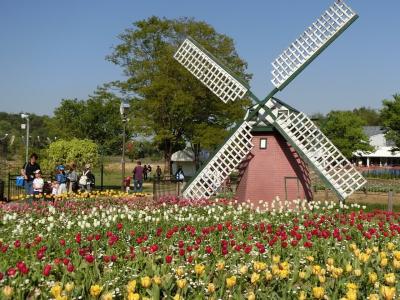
[173,0,367,206]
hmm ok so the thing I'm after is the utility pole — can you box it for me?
[120,101,130,192]
[21,114,29,162]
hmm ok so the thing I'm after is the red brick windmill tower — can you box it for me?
[173,1,366,205]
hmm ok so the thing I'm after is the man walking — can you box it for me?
[21,153,40,202]
[133,161,144,192]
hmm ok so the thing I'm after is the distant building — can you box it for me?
[171,147,209,177]
[354,126,400,167]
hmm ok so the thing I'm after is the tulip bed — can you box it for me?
[0,197,400,300]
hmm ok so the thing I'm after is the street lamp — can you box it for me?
[21,113,29,163]
[120,101,130,191]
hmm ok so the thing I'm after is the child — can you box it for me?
[32,169,44,198]
[56,165,67,195]
[51,180,59,196]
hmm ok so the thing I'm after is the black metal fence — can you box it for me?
[152,176,182,200]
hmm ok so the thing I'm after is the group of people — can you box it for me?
[21,153,95,200]
[123,161,164,193]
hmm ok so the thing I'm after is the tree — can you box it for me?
[320,111,372,158]
[41,139,99,172]
[352,107,381,126]
[107,16,252,173]
[51,87,128,155]
[381,94,400,149]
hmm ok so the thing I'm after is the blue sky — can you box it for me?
[0,0,399,116]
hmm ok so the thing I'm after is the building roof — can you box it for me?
[171,148,195,162]
[363,126,385,137]
[355,147,400,158]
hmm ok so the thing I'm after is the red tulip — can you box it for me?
[14,240,21,248]
[7,267,16,277]
[65,248,72,256]
[59,239,66,246]
[43,264,51,276]
[166,255,173,263]
[67,263,74,272]
[85,254,94,263]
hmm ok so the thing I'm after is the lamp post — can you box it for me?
[21,113,29,163]
[120,101,130,191]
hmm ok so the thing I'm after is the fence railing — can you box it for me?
[152,176,182,201]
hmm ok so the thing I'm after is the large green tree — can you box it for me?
[381,94,400,149]
[320,111,372,158]
[51,87,128,155]
[352,107,381,126]
[107,16,252,172]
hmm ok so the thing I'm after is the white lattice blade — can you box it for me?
[274,111,366,200]
[183,122,253,199]
[174,38,248,103]
[271,0,357,90]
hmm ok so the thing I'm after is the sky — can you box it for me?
[0,0,399,116]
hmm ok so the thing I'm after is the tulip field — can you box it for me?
[1,196,400,300]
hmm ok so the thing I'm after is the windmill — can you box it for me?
[173,0,366,203]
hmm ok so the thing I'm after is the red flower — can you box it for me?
[7,267,16,277]
[0,272,3,280]
[85,254,94,263]
[43,264,51,277]
[75,233,81,244]
[67,263,74,272]
[179,249,185,256]
[117,223,123,230]
[14,240,21,248]
[165,255,173,264]
[59,239,66,246]
[103,256,110,263]
[95,234,101,241]
[205,246,213,254]
[65,248,72,256]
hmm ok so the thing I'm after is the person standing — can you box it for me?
[56,165,67,195]
[143,164,148,181]
[67,164,78,193]
[32,169,44,198]
[156,165,162,181]
[133,161,144,192]
[21,153,40,198]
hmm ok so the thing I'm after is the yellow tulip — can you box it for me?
[384,273,396,285]
[346,289,357,300]
[253,261,267,272]
[312,287,325,299]
[369,294,379,300]
[207,283,215,293]
[177,279,187,289]
[318,275,326,283]
[312,265,322,275]
[393,259,400,269]
[327,258,334,266]
[353,269,362,277]
[176,267,185,277]
[127,293,140,300]
[251,272,260,284]
[153,276,162,285]
[173,294,184,300]
[90,285,103,297]
[239,265,249,275]
[272,255,280,263]
[332,267,343,278]
[387,242,395,251]
[380,286,396,300]
[51,284,62,297]
[194,264,205,276]
[65,282,74,293]
[247,291,256,300]
[298,291,307,300]
[2,286,13,298]
[381,258,389,267]
[299,271,307,279]
[216,261,225,271]
[369,272,378,284]
[101,292,113,300]
[226,276,237,288]
[393,251,400,261]
[345,264,353,273]
[306,256,314,262]
[127,280,137,293]
[141,276,152,288]
[265,271,273,281]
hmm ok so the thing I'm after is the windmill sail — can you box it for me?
[174,37,249,103]
[271,1,358,90]
[273,111,366,200]
[183,121,253,199]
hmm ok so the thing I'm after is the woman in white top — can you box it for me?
[32,169,44,196]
